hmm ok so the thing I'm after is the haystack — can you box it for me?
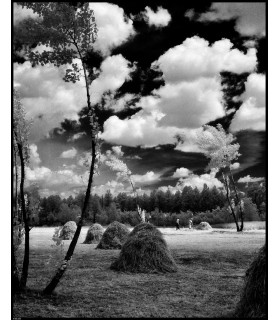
[234,244,266,318]
[96,221,130,249]
[83,223,104,244]
[59,221,77,240]
[110,222,177,273]
[196,221,212,230]
[129,222,162,238]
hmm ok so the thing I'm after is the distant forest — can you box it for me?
[21,181,266,227]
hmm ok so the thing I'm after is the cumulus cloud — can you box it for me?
[14,54,134,141]
[89,55,136,103]
[60,148,77,159]
[185,9,195,20]
[154,36,257,83]
[100,112,183,147]
[89,3,135,56]
[91,180,127,197]
[142,6,171,27]
[26,166,52,181]
[159,169,223,193]
[26,166,89,189]
[238,175,264,183]
[176,170,223,191]
[156,77,225,128]
[100,36,257,150]
[172,167,191,178]
[67,132,86,142]
[14,61,86,139]
[230,162,240,170]
[198,3,266,37]
[230,73,266,132]
[131,171,161,184]
[29,144,41,168]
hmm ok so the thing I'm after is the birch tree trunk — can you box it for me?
[222,172,240,232]
[43,59,96,295]
[16,142,30,290]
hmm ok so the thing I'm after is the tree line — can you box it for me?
[26,182,266,227]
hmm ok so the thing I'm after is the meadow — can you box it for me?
[13,224,265,318]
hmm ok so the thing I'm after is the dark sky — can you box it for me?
[13,2,266,198]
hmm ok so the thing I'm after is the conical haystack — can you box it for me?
[235,244,266,318]
[83,223,104,244]
[196,221,212,230]
[111,222,177,273]
[59,221,77,240]
[96,221,130,249]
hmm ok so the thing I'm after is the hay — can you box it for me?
[195,221,212,230]
[110,222,178,273]
[83,223,104,244]
[59,221,77,240]
[129,222,163,238]
[234,244,266,318]
[96,221,130,249]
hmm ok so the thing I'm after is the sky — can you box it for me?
[13,2,267,199]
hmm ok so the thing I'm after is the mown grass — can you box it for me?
[13,227,265,318]
[212,221,266,230]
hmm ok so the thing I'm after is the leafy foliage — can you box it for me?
[17,2,97,76]
[197,124,240,172]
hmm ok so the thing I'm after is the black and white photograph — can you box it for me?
[12,1,267,318]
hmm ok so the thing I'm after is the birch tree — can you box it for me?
[17,2,99,294]
[13,88,32,290]
[104,147,146,223]
[197,124,244,231]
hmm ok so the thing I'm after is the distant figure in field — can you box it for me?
[175,218,180,230]
[189,218,193,229]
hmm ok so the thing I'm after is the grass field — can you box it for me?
[13,225,266,318]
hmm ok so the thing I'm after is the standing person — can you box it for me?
[189,218,193,229]
[176,218,180,230]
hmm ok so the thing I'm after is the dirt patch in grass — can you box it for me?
[13,227,265,318]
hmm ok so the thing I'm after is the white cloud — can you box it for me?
[89,55,136,103]
[26,166,52,181]
[142,6,171,27]
[155,77,225,128]
[14,61,86,140]
[238,175,264,183]
[230,73,266,132]
[100,113,182,147]
[131,171,160,184]
[29,144,41,168]
[230,162,240,170]
[154,36,257,83]
[89,3,135,56]
[172,168,191,178]
[100,36,257,150]
[176,170,223,191]
[100,110,204,151]
[60,148,77,159]
[67,132,86,142]
[126,155,142,160]
[185,9,195,20]
[91,180,126,196]
[243,40,257,48]
[199,3,266,37]
[26,166,89,189]
[14,54,134,141]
